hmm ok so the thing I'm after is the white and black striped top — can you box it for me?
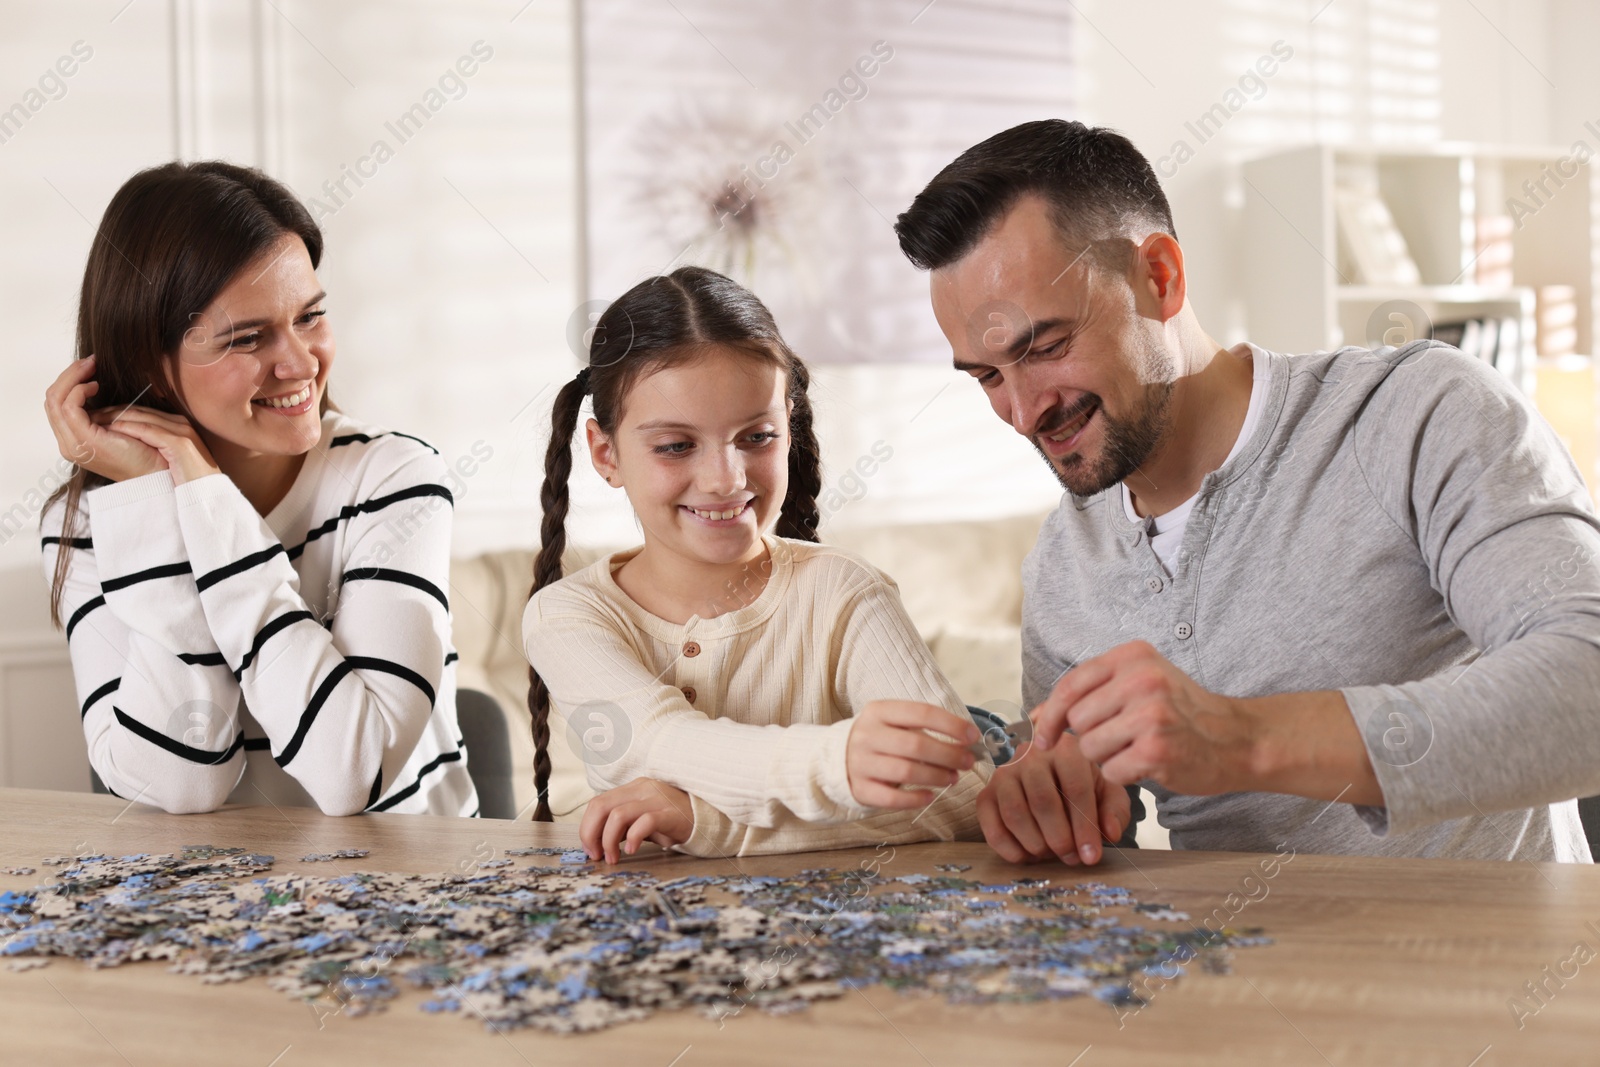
[40,410,478,818]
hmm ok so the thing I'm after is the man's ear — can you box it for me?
[1133,232,1186,323]
[586,418,621,488]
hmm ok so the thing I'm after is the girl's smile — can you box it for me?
[681,500,755,525]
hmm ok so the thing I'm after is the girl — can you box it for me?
[41,161,476,817]
[523,266,991,861]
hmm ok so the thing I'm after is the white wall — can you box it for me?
[0,0,1588,596]
[1548,0,1600,149]
[1439,0,1555,145]
[2,5,174,578]
[0,0,581,575]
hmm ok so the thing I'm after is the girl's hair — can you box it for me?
[526,266,822,821]
[45,161,327,629]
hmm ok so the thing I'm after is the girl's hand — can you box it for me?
[88,404,220,485]
[43,355,165,483]
[579,777,695,864]
[846,700,980,809]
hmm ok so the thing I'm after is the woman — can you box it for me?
[41,161,476,817]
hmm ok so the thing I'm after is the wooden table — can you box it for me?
[1,787,1596,1066]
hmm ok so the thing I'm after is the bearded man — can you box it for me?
[894,119,1600,864]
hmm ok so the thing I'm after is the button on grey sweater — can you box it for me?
[1022,341,1599,861]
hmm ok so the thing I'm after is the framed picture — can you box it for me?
[580,0,1075,363]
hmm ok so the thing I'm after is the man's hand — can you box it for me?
[1033,641,1385,806]
[846,700,979,809]
[579,777,694,864]
[1031,640,1264,795]
[976,737,1130,865]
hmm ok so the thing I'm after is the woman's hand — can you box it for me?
[43,355,166,483]
[88,402,220,486]
[846,700,979,809]
[579,777,695,864]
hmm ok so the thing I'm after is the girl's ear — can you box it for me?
[586,418,621,488]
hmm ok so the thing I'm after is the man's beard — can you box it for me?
[1032,379,1174,497]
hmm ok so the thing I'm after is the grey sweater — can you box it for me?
[1022,341,1600,862]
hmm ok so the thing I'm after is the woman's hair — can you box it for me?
[526,265,822,821]
[45,161,327,628]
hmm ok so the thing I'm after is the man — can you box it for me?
[894,119,1600,863]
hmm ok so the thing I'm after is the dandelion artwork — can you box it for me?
[629,103,828,290]
[580,2,1074,363]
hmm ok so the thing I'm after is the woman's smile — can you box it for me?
[251,382,315,415]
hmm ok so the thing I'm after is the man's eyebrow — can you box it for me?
[216,291,328,337]
[953,316,1073,371]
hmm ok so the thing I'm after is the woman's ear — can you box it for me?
[586,418,621,488]
[153,359,184,415]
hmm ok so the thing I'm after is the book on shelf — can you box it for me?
[1429,321,1465,349]
[1478,318,1499,369]
[1537,285,1578,357]
[1474,215,1515,291]
[1494,316,1521,380]
[1428,315,1523,382]
[1334,186,1421,287]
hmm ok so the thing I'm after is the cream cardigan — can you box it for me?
[522,536,989,856]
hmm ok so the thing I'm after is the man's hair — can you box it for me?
[894,119,1176,271]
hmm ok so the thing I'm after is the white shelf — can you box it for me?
[1243,143,1600,400]
[1336,285,1532,303]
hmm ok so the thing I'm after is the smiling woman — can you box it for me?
[38,161,477,818]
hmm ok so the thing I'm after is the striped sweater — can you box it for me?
[523,536,990,857]
[40,410,477,817]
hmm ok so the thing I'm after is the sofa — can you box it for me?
[447,510,1052,820]
[5,507,1178,847]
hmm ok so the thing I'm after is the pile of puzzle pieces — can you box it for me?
[0,846,1269,1034]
